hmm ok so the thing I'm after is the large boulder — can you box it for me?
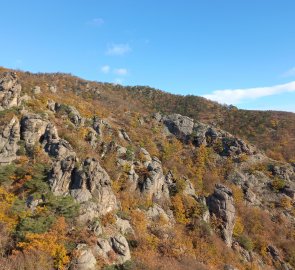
[0,72,21,111]
[0,116,20,164]
[207,184,236,247]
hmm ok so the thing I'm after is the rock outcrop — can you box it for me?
[41,123,78,195]
[163,114,194,142]
[163,113,255,157]
[137,157,170,200]
[71,244,97,270]
[0,116,20,164]
[207,184,236,247]
[21,113,49,149]
[70,158,117,215]
[95,234,131,265]
[0,72,21,110]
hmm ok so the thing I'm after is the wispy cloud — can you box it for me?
[101,65,110,74]
[282,67,295,78]
[203,81,295,105]
[114,68,128,75]
[106,43,131,56]
[87,18,104,27]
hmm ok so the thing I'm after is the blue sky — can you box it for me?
[1,0,295,112]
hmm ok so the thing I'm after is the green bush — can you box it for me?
[15,214,55,241]
[271,177,286,192]
[44,194,80,219]
[237,234,254,251]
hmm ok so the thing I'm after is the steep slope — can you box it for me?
[0,69,294,270]
[6,66,295,162]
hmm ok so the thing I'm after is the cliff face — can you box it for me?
[0,70,294,270]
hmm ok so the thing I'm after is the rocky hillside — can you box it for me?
[0,69,294,270]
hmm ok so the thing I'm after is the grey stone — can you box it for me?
[71,158,117,215]
[0,72,21,111]
[21,113,49,149]
[70,244,97,270]
[0,116,20,164]
[163,113,194,142]
[207,184,236,247]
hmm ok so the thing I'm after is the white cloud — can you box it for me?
[101,65,110,74]
[203,81,295,105]
[87,18,104,27]
[282,67,295,78]
[114,68,128,75]
[106,43,131,56]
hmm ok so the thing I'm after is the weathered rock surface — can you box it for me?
[41,123,78,195]
[21,113,49,149]
[95,234,131,264]
[0,116,20,164]
[115,217,134,235]
[0,72,21,110]
[118,129,131,142]
[71,244,97,270]
[163,114,194,142]
[163,113,255,157]
[138,157,170,200]
[42,123,76,159]
[146,204,175,225]
[207,184,236,247]
[54,103,84,127]
[70,158,117,215]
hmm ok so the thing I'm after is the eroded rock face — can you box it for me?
[71,244,97,270]
[41,123,78,195]
[70,158,117,215]
[207,184,236,247]
[49,155,77,195]
[95,234,131,265]
[21,113,49,149]
[138,157,170,200]
[0,72,21,111]
[163,113,255,157]
[0,116,20,164]
[54,103,84,127]
[163,114,194,142]
[42,124,76,159]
